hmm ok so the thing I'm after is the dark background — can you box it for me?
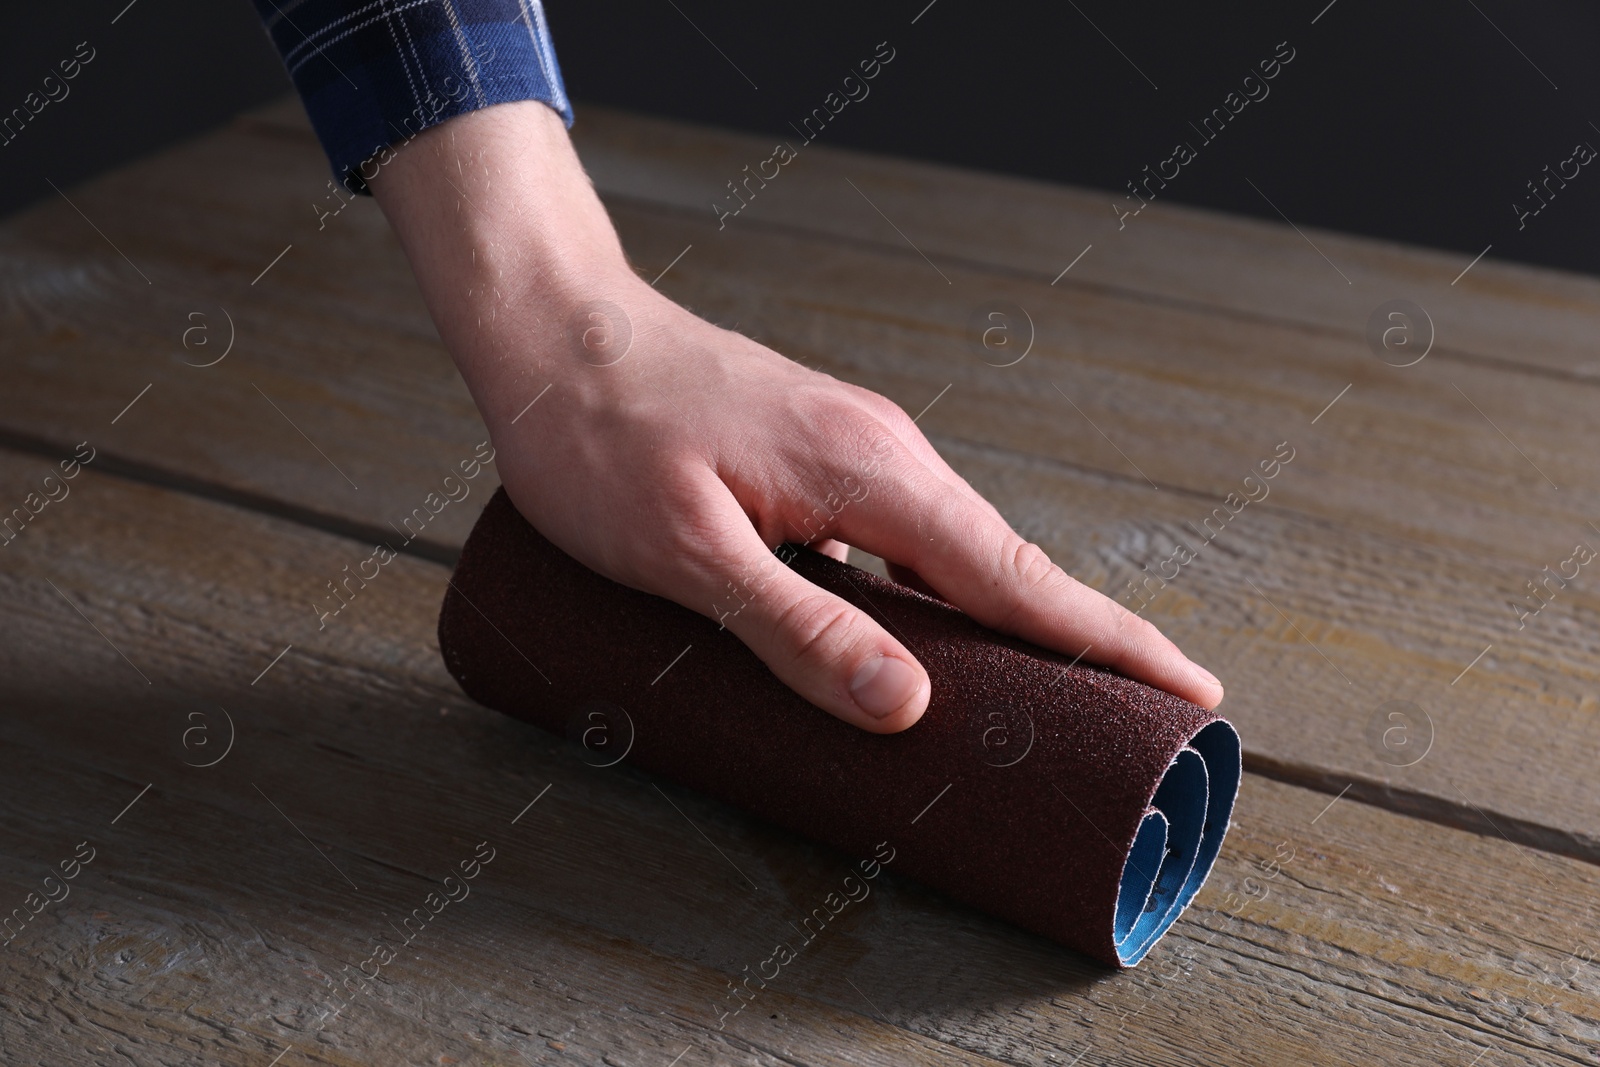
[6,1,1599,275]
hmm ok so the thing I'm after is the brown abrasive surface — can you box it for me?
[439,488,1235,966]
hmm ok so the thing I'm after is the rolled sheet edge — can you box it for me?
[439,489,1241,968]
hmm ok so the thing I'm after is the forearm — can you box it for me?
[365,101,632,411]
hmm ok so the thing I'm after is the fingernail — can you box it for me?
[1194,664,1222,690]
[850,654,918,718]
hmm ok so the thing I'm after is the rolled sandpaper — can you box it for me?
[439,489,1240,967]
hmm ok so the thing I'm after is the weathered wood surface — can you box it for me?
[3,100,1598,860]
[249,99,1600,384]
[1,453,1597,1065]
[559,104,1600,384]
[0,101,482,553]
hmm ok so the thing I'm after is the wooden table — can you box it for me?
[2,97,1598,1065]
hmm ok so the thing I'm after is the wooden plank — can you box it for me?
[2,106,1596,856]
[553,102,1600,383]
[245,99,1600,381]
[0,108,485,554]
[4,101,1591,569]
[917,436,1600,862]
[594,198,1595,567]
[6,148,1591,567]
[566,205,1600,859]
[2,452,1598,1065]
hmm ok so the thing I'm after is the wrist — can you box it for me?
[367,100,641,402]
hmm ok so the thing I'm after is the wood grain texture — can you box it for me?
[0,108,485,554]
[552,103,1600,383]
[2,101,1596,858]
[1,452,1597,1066]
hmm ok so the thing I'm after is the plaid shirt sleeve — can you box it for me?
[250,0,573,192]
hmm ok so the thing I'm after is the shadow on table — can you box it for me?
[0,669,1109,1046]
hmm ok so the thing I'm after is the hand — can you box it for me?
[368,101,1224,733]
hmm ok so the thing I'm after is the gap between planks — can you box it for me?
[0,424,460,567]
[217,105,1600,397]
[4,435,1586,872]
[592,190,1600,396]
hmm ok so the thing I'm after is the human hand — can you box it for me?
[369,101,1224,733]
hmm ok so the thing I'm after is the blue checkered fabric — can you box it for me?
[250,0,572,190]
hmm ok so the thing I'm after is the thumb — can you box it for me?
[690,514,929,734]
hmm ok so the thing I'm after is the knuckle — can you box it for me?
[1127,608,1164,645]
[793,404,906,509]
[863,401,920,452]
[770,593,859,670]
[860,390,913,428]
[1106,597,1162,652]
[821,403,889,451]
[1009,537,1060,592]
[645,496,745,591]
[807,392,902,463]
[997,539,1065,628]
[655,477,734,553]
[659,517,731,581]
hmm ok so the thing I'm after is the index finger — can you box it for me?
[837,455,1225,709]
